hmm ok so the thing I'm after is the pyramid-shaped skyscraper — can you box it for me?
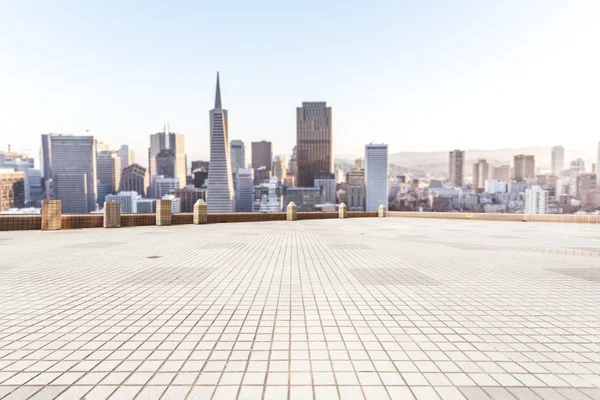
[206,73,235,212]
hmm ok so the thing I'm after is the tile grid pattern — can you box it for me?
[0,219,599,400]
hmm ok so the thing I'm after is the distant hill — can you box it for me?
[388,147,595,173]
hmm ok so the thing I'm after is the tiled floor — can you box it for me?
[1,217,600,399]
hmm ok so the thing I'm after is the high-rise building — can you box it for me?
[346,167,365,210]
[513,154,535,182]
[365,144,388,212]
[151,176,180,199]
[551,146,565,176]
[448,150,464,187]
[296,102,333,187]
[135,198,156,213]
[272,155,286,180]
[230,140,246,174]
[472,159,490,189]
[172,187,206,213]
[525,185,548,214]
[105,191,142,213]
[576,173,597,200]
[492,165,511,181]
[120,163,148,197]
[484,180,508,194]
[251,141,272,172]
[117,145,135,170]
[287,146,298,185]
[0,149,33,205]
[235,169,254,212]
[191,160,209,172]
[96,151,121,200]
[28,169,44,206]
[0,169,25,211]
[314,172,336,204]
[41,133,62,198]
[206,73,235,212]
[253,166,270,185]
[569,159,586,197]
[193,169,209,188]
[148,127,186,187]
[50,135,97,213]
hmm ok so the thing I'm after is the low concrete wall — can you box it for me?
[387,211,600,223]
[1,211,599,231]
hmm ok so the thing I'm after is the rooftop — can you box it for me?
[1,218,600,399]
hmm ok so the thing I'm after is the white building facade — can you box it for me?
[365,144,388,211]
[525,185,548,214]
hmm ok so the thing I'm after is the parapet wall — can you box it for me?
[0,211,598,232]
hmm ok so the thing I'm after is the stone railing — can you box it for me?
[1,201,598,232]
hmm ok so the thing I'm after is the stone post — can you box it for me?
[286,202,297,221]
[156,199,172,226]
[103,202,121,228]
[41,200,61,231]
[193,199,208,224]
[338,203,347,219]
[378,204,386,218]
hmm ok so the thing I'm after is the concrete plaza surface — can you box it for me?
[0,218,599,399]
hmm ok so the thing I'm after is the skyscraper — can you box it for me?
[525,185,548,214]
[97,151,121,198]
[235,168,254,212]
[492,165,511,181]
[230,140,246,174]
[513,154,535,182]
[272,155,287,180]
[50,135,97,213]
[148,127,186,187]
[472,159,490,189]
[551,146,564,176]
[296,102,333,187]
[448,150,464,187]
[151,176,180,199]
[365,143,388,212]
[206,73,235,212]
[251,141,273,172]
[117,145,135,170]
[120,163,148,196]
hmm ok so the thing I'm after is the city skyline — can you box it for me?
[2,2,600,162]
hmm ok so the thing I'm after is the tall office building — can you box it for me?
[314,172,336,204]
[272,155,286,180]
[525,185,548,214]
[148,127,186,187]
[253,166,270,185]
[287,146,298,185]
[296,102,333,187]
[513,154,535,182]
[235,168,254,212]
[120,163,148,196]
[0,148,33,205]
[347,167,365,210]
[551,146,564,176]
[40,133,69,199]
[472,159,490,189]
[492,165,511,181]
[569,158,586,197]
[251,141,272,172]
[50,135,97,213]
[206,73,235,212]
[448,150,464,187]
[117,145,135,170]
[365,144,388,212]
[97,151,121,198]
[230,140,246,174]
[0,169,25,211]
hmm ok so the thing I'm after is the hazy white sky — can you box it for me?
[1,0,599,165]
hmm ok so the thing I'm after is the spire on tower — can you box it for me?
[214,72,222,110]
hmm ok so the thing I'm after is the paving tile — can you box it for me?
[1,219,600,398]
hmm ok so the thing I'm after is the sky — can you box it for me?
[1,0,599,166]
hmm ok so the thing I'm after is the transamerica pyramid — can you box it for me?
[206,72,235,212]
